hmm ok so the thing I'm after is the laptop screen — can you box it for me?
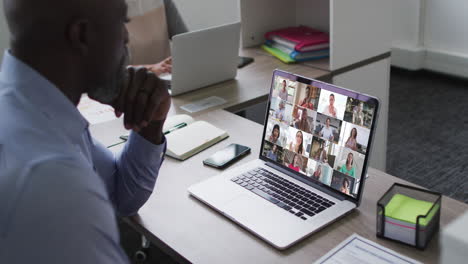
[260,70,379,201]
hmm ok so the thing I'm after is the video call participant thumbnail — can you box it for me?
[313,113,342,144]
[274,100,286,121]
[270,98,293,125]
[283,150,307,174]
[274,76,296,103]
[340,178,351,195]
[338,122,370,155]
[331,144,365,179]
[278,79,289,101]
[265,119,290,148]
[343,97,376,129]
[344,127,358,151]
[319,117,335,142]
[323,94,337,118]
[307,159,333,186]
[263,141,284,164]
[310,137,328,163]
[288,130,304,155]
[292,107,315,134]
[268,124,281,145]
[288,154,302,172]
[330,171,356,196]
[297,85,320,110]
[318,90,347,120]
[338,152,355,177]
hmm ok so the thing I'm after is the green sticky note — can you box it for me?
[385,194,438,226]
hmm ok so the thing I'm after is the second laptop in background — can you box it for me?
[160,22,241,96]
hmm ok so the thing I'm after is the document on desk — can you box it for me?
[314,234,421,264]
[77,95,117,125]
[181,96,227,113]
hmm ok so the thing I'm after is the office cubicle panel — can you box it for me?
[240,0,392,72]
[333,58,390,171]
[127,0,240,38]
[240,0,296,48]
[167,0,240,33]
[330,0,392,70]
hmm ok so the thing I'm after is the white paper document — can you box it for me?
[314,234,421,264]
[180,96,227,113]
[77,95,117,125]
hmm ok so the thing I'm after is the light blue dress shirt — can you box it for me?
[0,51,166,263]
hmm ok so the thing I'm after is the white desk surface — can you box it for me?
[89,49,466,263]
[166,47,330,116]
[93,109,467,264]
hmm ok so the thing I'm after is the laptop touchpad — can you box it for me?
[222,194,301,246]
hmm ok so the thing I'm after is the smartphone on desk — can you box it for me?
[203,143,251,169]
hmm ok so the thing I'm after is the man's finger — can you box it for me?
[112,67,132,113]
[133,74,157,127]
[165,64,172,73]
[143,74,171,123]
[142,86,161,125]
[125,66,147,128]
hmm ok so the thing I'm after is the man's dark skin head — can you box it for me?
[4,0,129,106]
[4,0,171,144]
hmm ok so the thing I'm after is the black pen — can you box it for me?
[164,122,187,135]
[119,122,187,140]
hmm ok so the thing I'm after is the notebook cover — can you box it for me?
[291,49,329,60]
[165,121,229,160]
[295,55,329,62]
[265,26,329,52]
[269,35,330,52]
[261,44,296,63]
[265,40,329,62]
[265,39,295,54]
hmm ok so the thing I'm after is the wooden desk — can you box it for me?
[101,109,467,264]
[166,47,329,116]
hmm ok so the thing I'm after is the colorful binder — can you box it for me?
[261,44,295,63]
[262,44,329,63]
[265,26,329,52]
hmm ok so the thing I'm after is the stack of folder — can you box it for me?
[262,26,330,63]
[382,194,439,246]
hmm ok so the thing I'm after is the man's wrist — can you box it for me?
[138,120,166,145]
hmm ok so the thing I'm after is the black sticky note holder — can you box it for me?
[376,183,441,249]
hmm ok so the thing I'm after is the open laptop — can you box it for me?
[188,69,380,249]
[160,22,241,96]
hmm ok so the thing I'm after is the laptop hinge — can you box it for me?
[265,161,347,201]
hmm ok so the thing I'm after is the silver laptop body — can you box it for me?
[189,70,380,249]
[162,21,241,96]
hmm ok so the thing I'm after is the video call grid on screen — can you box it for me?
[262,71,377,199]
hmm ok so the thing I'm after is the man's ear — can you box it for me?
[66,19,90,55]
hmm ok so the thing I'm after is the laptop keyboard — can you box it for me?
[231,168,335,221]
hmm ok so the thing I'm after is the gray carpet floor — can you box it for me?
[387,68,468,203]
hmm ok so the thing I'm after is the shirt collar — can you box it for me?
[0,50,89,141]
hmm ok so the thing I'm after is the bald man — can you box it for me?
[0,0,170,263]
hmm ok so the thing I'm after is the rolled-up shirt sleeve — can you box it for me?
[113,131,166,216]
